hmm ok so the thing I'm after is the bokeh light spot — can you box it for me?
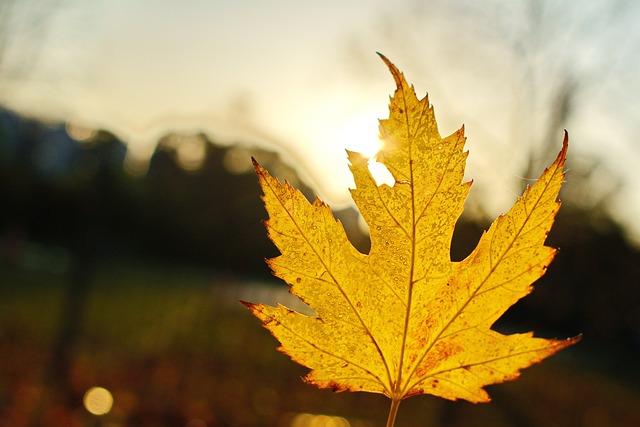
[83,386,113,416]
[124,143,155,177]
[290,412,351,427]
[65,122,97,143]
[176,137,206,171]
[223,146,253,174]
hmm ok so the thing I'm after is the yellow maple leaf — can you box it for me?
[243,54,579,424]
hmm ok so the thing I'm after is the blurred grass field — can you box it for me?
[1,255,639,427]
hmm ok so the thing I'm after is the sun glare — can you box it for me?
[335,115,381,158]
[334,114,395,187]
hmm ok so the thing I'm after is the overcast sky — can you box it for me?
[1,0,639,242]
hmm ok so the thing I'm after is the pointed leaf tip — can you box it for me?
[561,130,569,157]
[253,158,267,177]
[252,157,260,173]
[377,53,404,89]
[552,131,569,170]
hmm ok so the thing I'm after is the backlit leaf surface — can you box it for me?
[244,55,579,404]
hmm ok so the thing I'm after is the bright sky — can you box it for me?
[1,0,640,242]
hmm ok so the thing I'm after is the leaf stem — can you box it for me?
[386,399,401,427]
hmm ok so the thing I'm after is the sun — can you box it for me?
[334,114,395,188]
[335,115,381,158]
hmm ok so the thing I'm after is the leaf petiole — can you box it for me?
[386,399,401,427]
